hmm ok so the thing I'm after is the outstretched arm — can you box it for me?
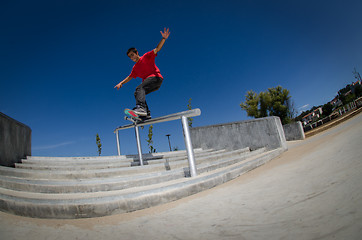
[114,75,132,90]
[154,28,170,54]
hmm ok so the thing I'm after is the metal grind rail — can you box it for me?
[114,108,201,177]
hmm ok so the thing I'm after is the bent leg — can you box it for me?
[134,77,163,114]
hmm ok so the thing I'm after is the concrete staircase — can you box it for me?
[0,147,284,219]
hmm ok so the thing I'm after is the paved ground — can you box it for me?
[1,113,361,240]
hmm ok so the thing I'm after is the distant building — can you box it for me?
[329,96,341,107]
[303,79,361,126]
[302,107,323,126]
[330,79,361,108]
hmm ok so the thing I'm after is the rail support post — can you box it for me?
[181,116,197,177]
[134,125,144,166]
[116,130,121,156]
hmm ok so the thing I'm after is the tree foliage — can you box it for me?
[147,125,156,153]
[187,98,193,127]
[96,133,102,156]
[321,103,333,118]
[240,86,294,124]
[355,84,362,98]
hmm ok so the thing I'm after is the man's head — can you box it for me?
[127,47,140,62]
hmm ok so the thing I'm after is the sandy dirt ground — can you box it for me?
[0,113,361,240]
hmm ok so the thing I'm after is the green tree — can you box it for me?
[96,133,102,156]
[258,91,271,118]
[322,103,333,117]
[240,90,260,118]
[240,86,293,124]
[345,93,356,104]
[147,125,156,153]
[268,86,291,123]
[355,84,362,98]
[187,98,193,127]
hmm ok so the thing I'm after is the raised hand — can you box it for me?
[160,28,170,39]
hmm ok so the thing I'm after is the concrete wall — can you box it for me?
[0,112,31,167]
[190,116,287,151]
[283,121,305,141]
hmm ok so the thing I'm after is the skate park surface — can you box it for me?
[1,113,361,240]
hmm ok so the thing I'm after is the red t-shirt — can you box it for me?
[129,50,163,81]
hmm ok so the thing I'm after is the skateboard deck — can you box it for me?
[124,108,143,122]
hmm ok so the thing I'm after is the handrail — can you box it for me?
[114,108,201,177]
[114,108,201,132]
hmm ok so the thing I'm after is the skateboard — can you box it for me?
[124,108,143,122]
[124,108,152,123]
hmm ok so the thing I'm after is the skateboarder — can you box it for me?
[114,28,170,119]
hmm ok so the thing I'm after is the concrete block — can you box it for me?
[190,116,287,151]
[283,121,305,141]
[0,112,31,167]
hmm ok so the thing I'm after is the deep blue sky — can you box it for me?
[1,0,362,156]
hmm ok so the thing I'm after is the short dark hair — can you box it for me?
[127,47,137,56]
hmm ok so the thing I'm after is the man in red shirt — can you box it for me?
[115,28,170,119]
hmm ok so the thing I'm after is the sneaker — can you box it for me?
[132,106,147,116]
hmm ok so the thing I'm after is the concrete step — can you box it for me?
[0,168,186,193]
[131,149,228,165]
[5,148,251,180]
[16,149,224,170]
[0,148,283,219]
[0,148,264,194]
[0,163,173,180]
[22,148,207,163]
[16,161,132,170]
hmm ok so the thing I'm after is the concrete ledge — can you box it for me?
[190,116,287,151]
[283,121,305,141]
[0,113,31,167]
